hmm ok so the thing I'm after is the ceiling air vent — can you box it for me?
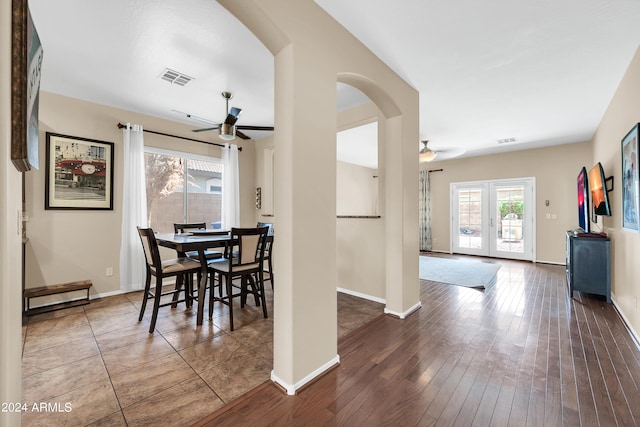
[497,137,517,144]
[159,68,194,86]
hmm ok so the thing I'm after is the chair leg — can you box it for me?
[268,256,274,289]
[258,270,268,318]
[226,273,234,331]
[149,277,163,333]
[248,274,260,306]
[208,271,216,320]
[184,273,193,308]
[138,273,152,321]
[172,275,183,308]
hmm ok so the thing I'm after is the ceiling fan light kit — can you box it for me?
[219,123,236,141]
[419,140,437,162]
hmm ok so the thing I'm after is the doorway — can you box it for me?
[450,178,535,261]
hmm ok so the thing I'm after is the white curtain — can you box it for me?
[222,143,240,229]
[119,124,147,291]
[419,170,432,251]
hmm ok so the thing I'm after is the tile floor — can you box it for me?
[21,285,383,426]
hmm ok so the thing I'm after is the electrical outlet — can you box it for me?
[545,213,551,219]
[106,267,114,276]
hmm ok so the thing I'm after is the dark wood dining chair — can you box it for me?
[257,222,274,289]
[137,227,202,333]
[173,222,224,260]
[207,226,269,331]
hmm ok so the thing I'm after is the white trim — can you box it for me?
[422,249,449,254]
[611,295,640,351]
[27,289,128,311]
[384,301,422,319]
[337,287,386,304]
[536,260,565,266]
[92,289,128,300]
[271,355,340,395]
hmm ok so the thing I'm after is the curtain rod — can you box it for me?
[428,168,443,173]
[116,123,242,151]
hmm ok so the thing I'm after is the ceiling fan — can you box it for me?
[419,140,466,162]
[192,91,274,140]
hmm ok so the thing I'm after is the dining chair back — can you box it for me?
[137,227,202,333]
[173,222,206,234]
[207,226,269,330]
[257,222,274,289]
[173,222,224,261]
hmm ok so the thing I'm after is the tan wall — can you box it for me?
[255,108,386,300]
[592,44,640,338]
[425,141,592,263]
[336,161,378,216]
[24,92,256,302]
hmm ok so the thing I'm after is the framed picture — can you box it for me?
[45,133,114,210]
[11,0,43,172]
[621,123,640,232]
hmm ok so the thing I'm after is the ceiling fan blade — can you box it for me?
[192,124,221,133]
[236,125,274,131]
[236,130,251,140]
[224,107,242,126]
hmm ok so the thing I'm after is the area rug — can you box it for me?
[419,256,500,289]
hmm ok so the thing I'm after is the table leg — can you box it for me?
[196,250,208,325]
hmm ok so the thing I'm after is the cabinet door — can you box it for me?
[572,239,609,296]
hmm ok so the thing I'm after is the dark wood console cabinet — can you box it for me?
[565,231,611,303]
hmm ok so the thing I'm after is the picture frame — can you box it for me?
[621,123,640,232]
[11,0,44,172]
[45,133,114,210]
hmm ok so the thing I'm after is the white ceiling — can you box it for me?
[28,0,640,162]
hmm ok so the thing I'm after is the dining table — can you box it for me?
[155,229,273,326]
[156,230,231,325]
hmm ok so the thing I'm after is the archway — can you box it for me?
[219,0,420,394]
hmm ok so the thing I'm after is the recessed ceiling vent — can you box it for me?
[159,68,194,86]
[497,137,517,144]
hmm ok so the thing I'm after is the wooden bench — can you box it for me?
[24,280,93,316]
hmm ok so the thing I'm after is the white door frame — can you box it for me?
[450,178,536,261]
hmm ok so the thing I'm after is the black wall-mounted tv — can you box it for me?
[588,162,612,219]
[577,167,590,232]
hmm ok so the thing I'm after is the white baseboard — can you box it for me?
[26,288,129,311]
[336,287,386,304]
[384,301,421,319]
[271,354,340,395]
[611,295,640,351]
[91,289,128,300]
[534,260,565,266]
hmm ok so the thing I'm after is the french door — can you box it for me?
[451,178,535,261]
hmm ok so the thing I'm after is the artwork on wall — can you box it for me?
[621,123,640,232]
[45,133,114,210]
[11,0,44,172]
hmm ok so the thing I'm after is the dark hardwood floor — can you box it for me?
[194,255,640,427]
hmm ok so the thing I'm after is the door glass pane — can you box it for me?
[186,159,223,229]
[496,186,525,253]
[145,152,185,233]
[458,188,482,249]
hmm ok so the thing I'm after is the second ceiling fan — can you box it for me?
[192,91,274,140]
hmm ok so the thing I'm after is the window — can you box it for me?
[144,147,223,233]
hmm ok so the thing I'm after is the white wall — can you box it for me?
[1,0,25,423]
